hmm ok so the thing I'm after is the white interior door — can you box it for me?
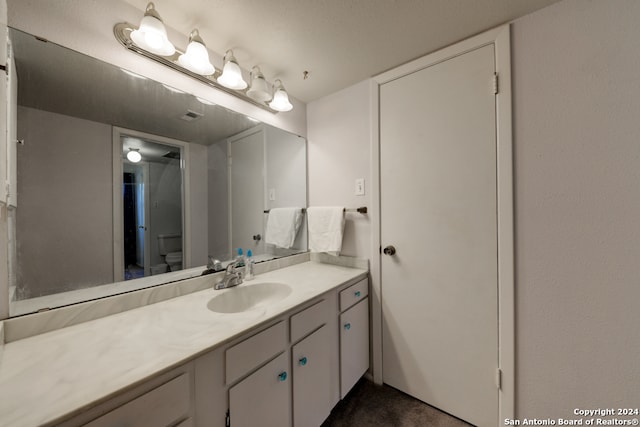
[230,128,266,257]
[380,44,498,427]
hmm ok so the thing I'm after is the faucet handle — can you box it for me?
[208,257,223,271]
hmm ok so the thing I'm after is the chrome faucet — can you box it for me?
[214,260,245,290]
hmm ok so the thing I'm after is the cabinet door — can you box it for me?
[340,297,369,398]
[292,325,331,427]
[229,352,291,427]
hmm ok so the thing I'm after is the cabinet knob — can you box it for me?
[383,245,396,256]
[299,357,308,366]
[344,323,351,330]
[355,291,361,297]
[278,371,287,382]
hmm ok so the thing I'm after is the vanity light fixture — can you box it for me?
[178,29,215,76]
[269,80,293,112]
[129,2,175,56]
[114,3,293,112]
[127,148,142,163]
[247,66,272,103]
[217,50,248,90]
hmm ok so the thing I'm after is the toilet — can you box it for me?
[157,233,183,272]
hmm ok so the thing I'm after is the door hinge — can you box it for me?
[0,64,7,75]
[226,409,230,427]
[496,368,502,390]
[493,73,499,95]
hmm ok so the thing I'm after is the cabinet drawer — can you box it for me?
[85,373,190,427]
[226,321,287,385]
[339,278,368,312]
[290,298,329,343]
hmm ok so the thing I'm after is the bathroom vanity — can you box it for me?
[0,259,369,427]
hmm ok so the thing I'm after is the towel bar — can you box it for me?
[263,207,368,214]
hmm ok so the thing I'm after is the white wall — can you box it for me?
[307,0,640,417]
[511,0,640,417]
[307,80,371,258]
[6,0,306,138]
[16,107,113,298]
[265,125,308,254]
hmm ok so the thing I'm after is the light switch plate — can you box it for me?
[355,178,365,196]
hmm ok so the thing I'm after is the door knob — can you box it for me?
[383,245,396,256]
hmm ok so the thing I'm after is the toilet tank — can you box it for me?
[157,233,182,255]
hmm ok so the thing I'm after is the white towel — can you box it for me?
[307,206,345,255]
[265,207,303,249]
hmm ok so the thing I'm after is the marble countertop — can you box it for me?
[0,261,367,427]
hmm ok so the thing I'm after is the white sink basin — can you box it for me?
[207,282,292,314]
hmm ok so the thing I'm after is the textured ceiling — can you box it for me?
[12,28,258,146]
[121,0,560,103]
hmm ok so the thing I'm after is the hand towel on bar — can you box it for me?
[265,207,303,249]
[307,206,345,255]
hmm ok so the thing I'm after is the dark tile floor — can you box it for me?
[321,379,473,427]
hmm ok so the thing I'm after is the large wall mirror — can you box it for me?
[8,27,307,316]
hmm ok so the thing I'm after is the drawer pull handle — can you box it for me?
[344,323,351,330]
[299,357,308,366]
[278,371,288,382]
[355,291,361,297]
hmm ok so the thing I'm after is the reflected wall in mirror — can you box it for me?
[9,27,307,316]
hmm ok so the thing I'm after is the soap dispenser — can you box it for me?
[236,248,246,267]
[245,249,254,280]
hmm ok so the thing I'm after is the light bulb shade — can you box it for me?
[269,80,293,112]
[178,29,215,75]
[247,66,272,102]
[217,50,247,90]
[130,3,175,56]
[127,149,142,163]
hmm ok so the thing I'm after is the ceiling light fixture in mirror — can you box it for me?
[114,2,294,113]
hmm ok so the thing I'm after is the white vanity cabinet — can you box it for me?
[0,261,370,427]
[194,290,343,427]
[338,278,370,398]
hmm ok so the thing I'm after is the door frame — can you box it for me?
[369,24,514,420]
[112,127,191,282]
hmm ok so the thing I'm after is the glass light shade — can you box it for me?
[130,3,175,56]
[177,30,215,75]
[217,50,247,90]
[127,149,142,163]
[269,80,293,112]
[247,66,272,103]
